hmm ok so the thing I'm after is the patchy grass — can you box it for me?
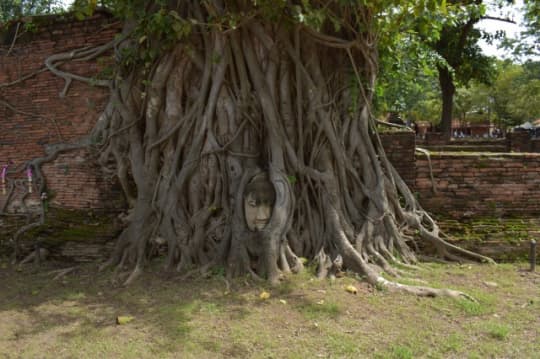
[388,345,414,359]
[0,258,538,358]
[484,322,511,340]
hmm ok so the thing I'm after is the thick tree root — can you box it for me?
[375,276,477,301]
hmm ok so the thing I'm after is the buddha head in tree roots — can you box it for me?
[243,172,275,231]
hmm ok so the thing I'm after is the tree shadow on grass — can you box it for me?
[0,259,255,356]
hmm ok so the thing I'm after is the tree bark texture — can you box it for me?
[438,65,455,140]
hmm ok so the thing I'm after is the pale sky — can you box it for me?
[476,0,538,61]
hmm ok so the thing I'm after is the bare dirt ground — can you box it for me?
[0,258,538,359]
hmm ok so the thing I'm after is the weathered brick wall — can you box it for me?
[379,132,416,187]
[415,153,540,218]
[0,12,123,211]
[532,139,540,153]
[40,149,123,209]
[507,132,530,152]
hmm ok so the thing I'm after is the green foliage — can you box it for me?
[501,0,539,59]
[66,0,455,77]
[70,0,97,21]
[374,1,452,119]
[287,175,297,185]
[436,59,540,128]
[491,60,540,127]
[454,81,492,123]
[375,51,442,122]
[374,1,501,124]
[376,0,504,132]
[431,1,498,86]
[0,0,63,23]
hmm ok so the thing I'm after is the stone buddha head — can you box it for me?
[243,173,275,231]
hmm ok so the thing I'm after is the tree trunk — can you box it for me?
[438,66,455,140]
[18,1,491,298]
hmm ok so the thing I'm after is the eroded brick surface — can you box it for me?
[0,12,122,210]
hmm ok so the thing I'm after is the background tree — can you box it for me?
[454,81,492,123]
[375,1,517,131]
[491,60,540,127]
[375,39,443,126]
[428,0,500,139]
[375,38,441,122]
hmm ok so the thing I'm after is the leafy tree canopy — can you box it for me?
[490,60,540,126]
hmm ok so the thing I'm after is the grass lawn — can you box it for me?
[0,258,538,358]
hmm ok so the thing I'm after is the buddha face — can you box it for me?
[244,174,275,231]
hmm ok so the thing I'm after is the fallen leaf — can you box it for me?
[116,316,134,325]
[345,285,358,294]
[279,299,287,305]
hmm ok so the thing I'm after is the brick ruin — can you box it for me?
[378,132,540,217]
[1,14,539,220]
[0,11,123,212]
[415,151,540,218]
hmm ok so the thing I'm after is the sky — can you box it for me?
[476,0,538,61]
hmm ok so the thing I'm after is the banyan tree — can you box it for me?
[25,0,494,296]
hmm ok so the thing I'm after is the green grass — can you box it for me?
[296,300,341,319]
[389,345,414,359]
[441,333,465,353]
[484,322,511,340]
[0,259,538,358]
[455,295,493,316]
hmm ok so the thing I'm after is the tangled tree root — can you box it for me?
[89,2,494,298]
[3,1,494,300]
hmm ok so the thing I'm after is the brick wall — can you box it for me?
[507,132,530,152]
[0,11,123,211]
[415,153,540,218]
[40,149,123,209]
[379,132,416,187]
